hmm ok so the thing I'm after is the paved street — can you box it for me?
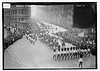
[37,20,66,35]
[4,36,96,69]
[41,21,67,33]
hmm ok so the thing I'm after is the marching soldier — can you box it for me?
[65,52,69,60]
[66,48,70,59]
[83,49,87,57]
[56,45,61,61]
[53,49,57,61]
[60,48,64,60]
[62,48,66,60]
[85,48,91,57]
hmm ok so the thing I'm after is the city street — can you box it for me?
[4,36,96,69]
[37,20,66,34]
[3,4,97,69]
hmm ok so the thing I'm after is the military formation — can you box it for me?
[24,33,37,44]
[38,33,91,61]
[23,31,91,61]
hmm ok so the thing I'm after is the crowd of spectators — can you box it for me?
[3,21,34,50]
[38,26,92,60]
[56,26,96,56]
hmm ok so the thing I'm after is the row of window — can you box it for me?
[4,17,28,23]
[5,8,28,15]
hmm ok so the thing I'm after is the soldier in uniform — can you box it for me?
[85,48,91,57]
[53,49,57,61]
[60,48,64,60]
[66,48,70,59]
[56,45,61,60]
[62,48,66,60]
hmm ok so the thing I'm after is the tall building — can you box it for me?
[4,5,31,31]
[31,5,73,28]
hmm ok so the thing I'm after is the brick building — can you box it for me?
[4,5,31,31]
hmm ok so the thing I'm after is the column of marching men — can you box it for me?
[38,33,56,49]
[24,33,37,45]
[38,33,91,61]
[53,45,91,61]
[23,31,91,61]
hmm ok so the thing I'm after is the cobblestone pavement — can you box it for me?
[4,36,96,69]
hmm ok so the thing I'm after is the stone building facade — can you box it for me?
[4,5,31,31]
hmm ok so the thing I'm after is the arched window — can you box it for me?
[21,18,24,21]
[8,10,10,15]
[15,18,17,21]
[18,18,20,21]
[18,9,20,14]
[21,9,23,15]
[15,9,17,15]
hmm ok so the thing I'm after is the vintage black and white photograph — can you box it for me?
[3,2,97,69]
